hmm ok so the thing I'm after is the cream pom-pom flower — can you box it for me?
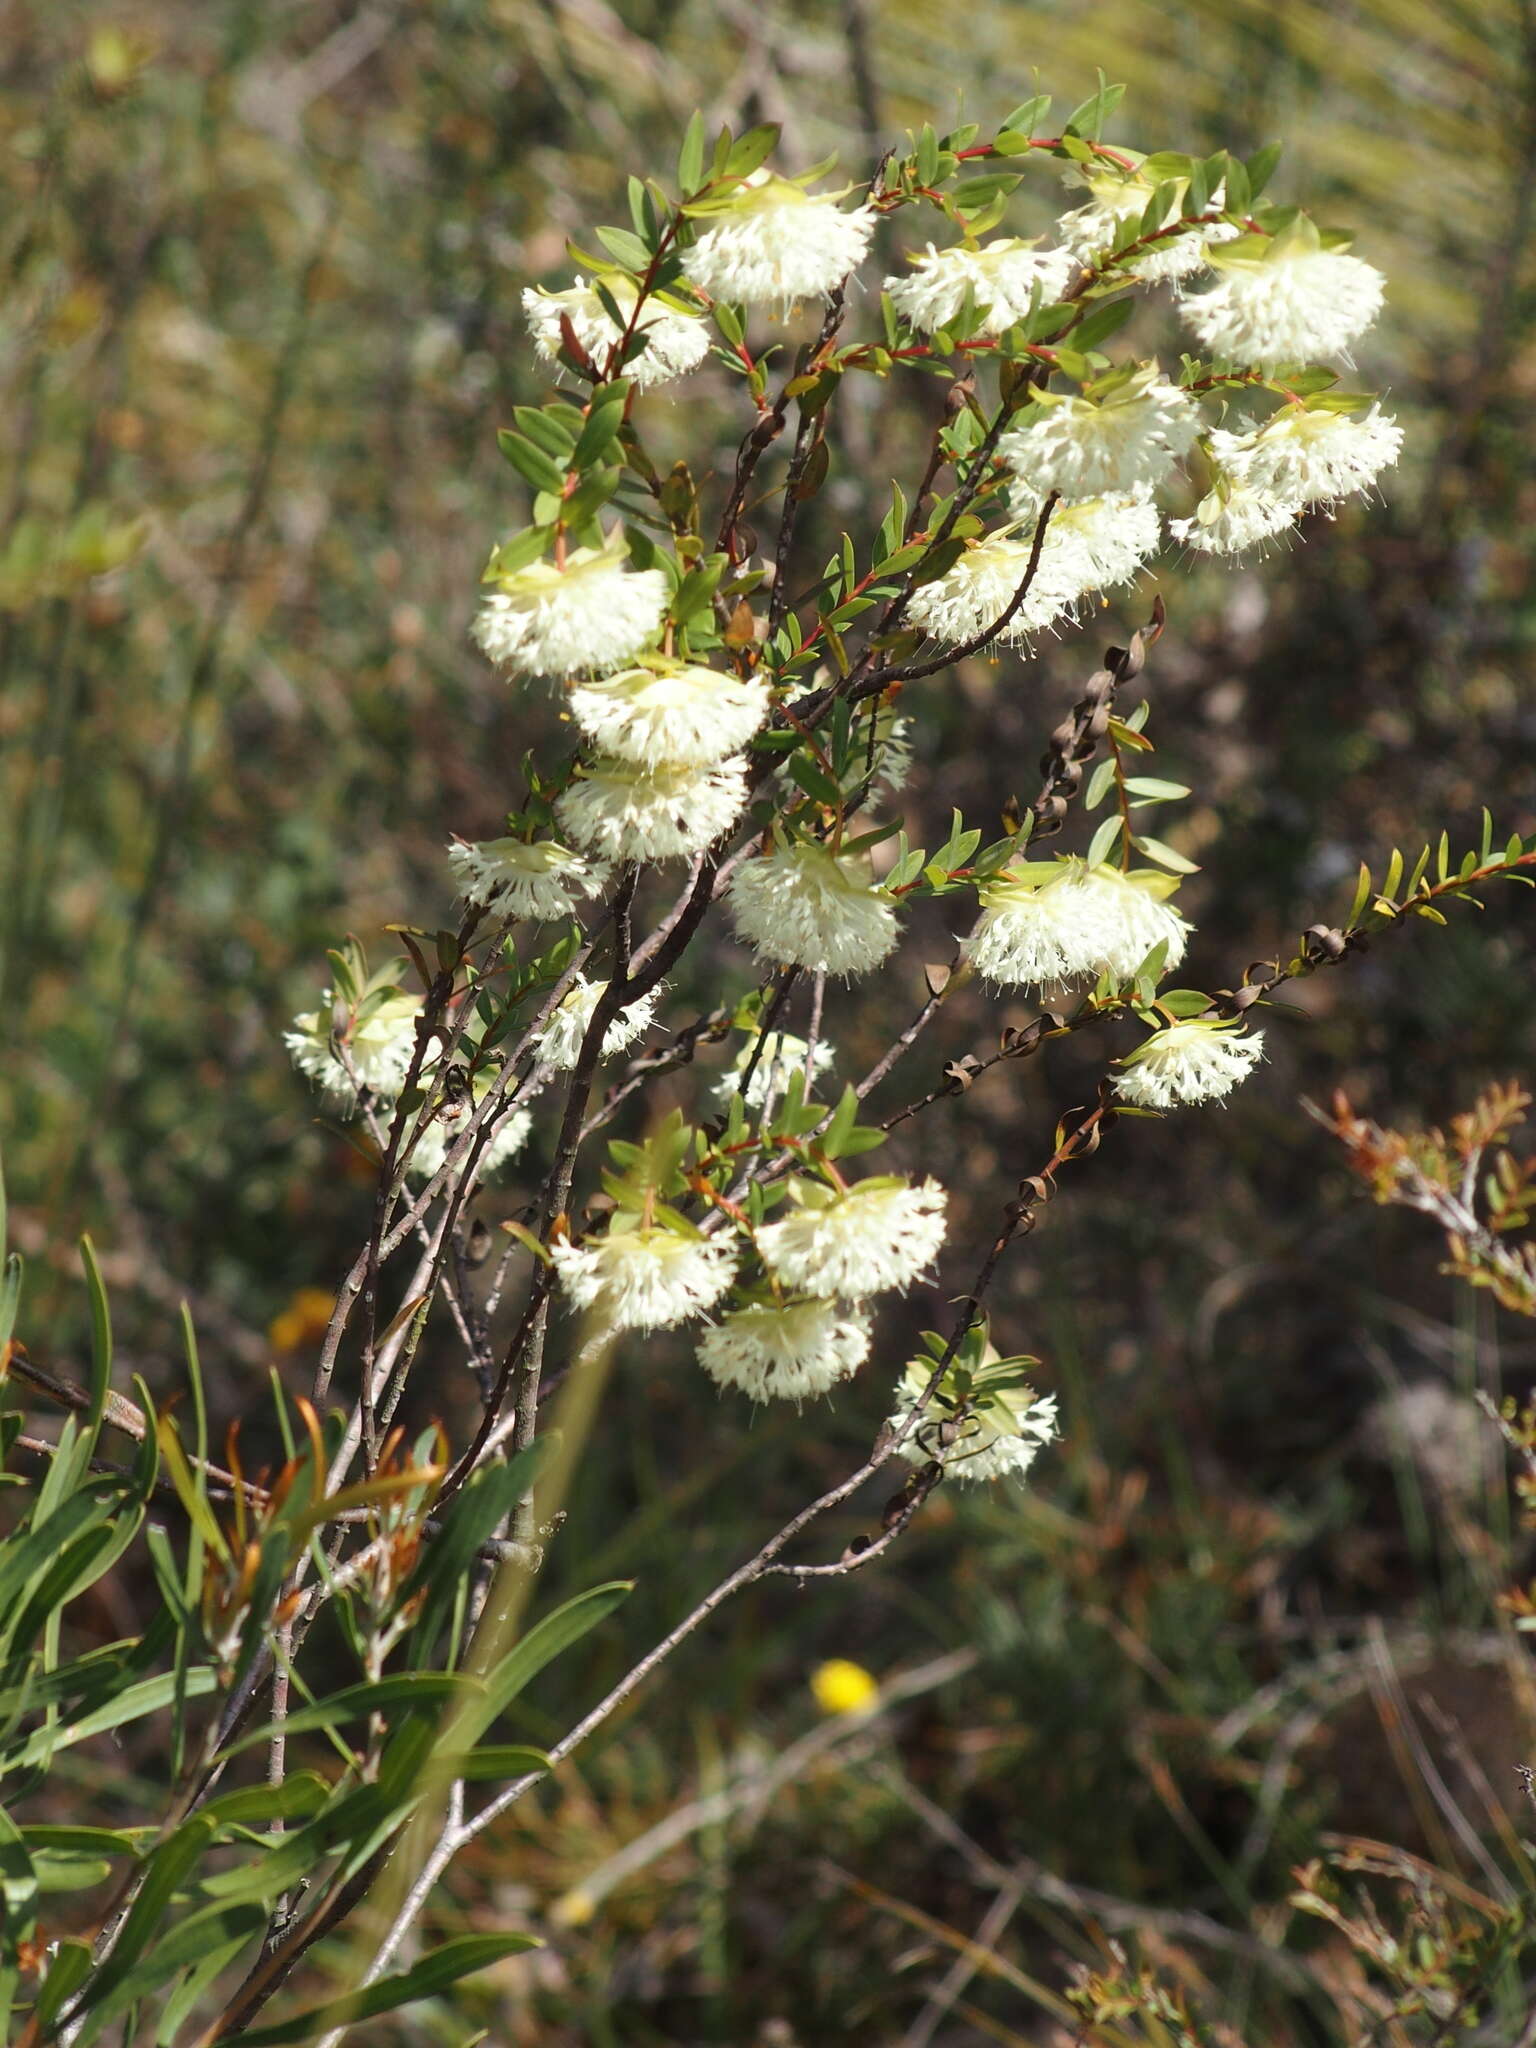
[555,755,747,863]
[1168,476,1299,556]
[697,1298,871,1402]
[1114,1018,1266,1108]
[711,1029,836,1113]
[906,495,1161,647]
[535,973,659,1071]
[446,837,606,921]
[285,991,422,1104]
[682,172,877,311]
[728,840,898,977]
[884,239,1076,336]
[566,661,770,768]
[888,1353,1059,1483]
[1055,151,1239,285]
[551,1222,737,1335]
[970,858,1190,991]
[998,367,1200,502]
[472,533,667,679]
[1179,227,1385,371]
[1204,404,1402,515]
[523,274,709,387]
[756,1176,948,1299]
[403,1098,533,1185]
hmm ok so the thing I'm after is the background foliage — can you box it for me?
[4,1,1536,2041]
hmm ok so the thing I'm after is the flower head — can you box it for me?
[683,173,876,311]
[998,368,1200,502]
[555,755,747,863]
[697,1298,871,1402]
[711,1029,835,1113]
[907,496,1161,647]
[884,239,1075,336]
[536,973,659,1071]
[285,991,422,1103]
[1180,229,1385,371]
[446,837,606,921]
[473,534,667,678]
[1168,476,1299,556]
[1055,153,1239,284]
[889,1350,1059,1483]
[552,1222,737,1334]
[728,841,898,977]
[523,275,709,387]
[1205,404,1402,514]
[404,1099,533,1184]
[757,1177,948,1299]
[810,1659,880,1715]
[970,859,1190,991]
[567,662,770,767]
[1115,1018,1266,1108]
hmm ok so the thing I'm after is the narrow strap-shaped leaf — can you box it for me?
[223,1671,484,1758]
[230,1933,543,2045]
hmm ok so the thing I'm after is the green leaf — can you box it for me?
[199,1773,331,1833]
[677,110,706,194]
[496,430,567,498]
[435,1742,551,1784]
[232,1934,543,2046]
[78,1236,113,1455]
[1064,73,1125,142]
[788,755,843,809]
[1086,814,1122,867]
[31,1938,92,2038]
[225,1672,483,1759]
[469,1580,632,1738]
[723,123,779,181]
[68,1814,219,2022]
[1123,777,1191,802]
[71,1902,267,2042]
[569,385,631,472]
[1070,296,1134,352]
[1136,835,1200,875]
[593,223,651,270]
[4,1667,217,1771]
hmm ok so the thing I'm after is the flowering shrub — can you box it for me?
[3,88,1533,2041]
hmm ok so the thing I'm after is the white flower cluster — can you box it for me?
[552,1224,737,1336]
[567,662,769,766]
[285,992,423,1104]
[999,369,1199,502]
[698,1299,871,1404]
[556,755,748,864]
[906,493,1162,646]
[1172,403,1402,556]
[286,986,533,1191]
[756,1178,948,1299]
[711,1028,836,1113]
[888,1353,1060,1483]
[695,1176,950,1404]
[446,837,606,921]
[523,275,709,388]
[1115,1018,1265,1107]
[535,973,659,1071]
[683,172,877,311]
[1056,162,1240,286]
[1180,235,1385,372]
[728,840,898,977]
[884,239,1075,336]
[971,859,1189,991]
[473,535,668,680]
[404,1099,533,1185]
